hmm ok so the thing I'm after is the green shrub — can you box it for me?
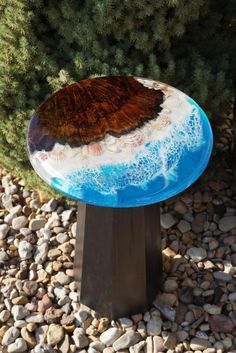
[0,0,234,190]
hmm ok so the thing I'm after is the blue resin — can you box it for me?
[50,100,212,207]
[27,80,213,208]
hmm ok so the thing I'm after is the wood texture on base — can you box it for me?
[74,202,162,319]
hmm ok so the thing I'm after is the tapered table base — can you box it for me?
[74,202,162,319]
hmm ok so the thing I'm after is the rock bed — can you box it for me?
[0,159,235,353]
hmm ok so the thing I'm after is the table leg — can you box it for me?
[74,202,162,319]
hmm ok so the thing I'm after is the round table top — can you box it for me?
[27,76,213,207]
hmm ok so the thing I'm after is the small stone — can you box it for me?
[2,175,11,187]
[0,309,11,322]
[163,279,178,292]
[25,312,44,323]
[8,338,27,353]
[162,247,176,257]
[153,295,176,322]
[61,209,73,221]
[192,214,206,233]
[35,325,48,344]
[147,316,162,336]
[2,327,20,345]
[190,338,212,351]
[100,328,123,346]
[11,305,30,320]
[131,314,143,323]
[22,206,31,216]
[119,317,133,328]
[203,260,215,270]
[163,333,177,349]
[186,247,207,262]
[208,314,234,333]
[30,199,42,209]
[208,240,219,250]
[160,213,176,229]
[23,280,38,296]
[38,294,52,313]
[29,219,47,231]
[175,303,188,324]
[41,199,58,212]
[34,343,57,353]
[56,232,68,244]
[54,286,68,300]
[0,249,9,262]
[153,336,165,352]
[47,324,64,346]
[195,331,208,340]
[44,307,63,323]
[176,330,188,342]
[74,309,88,324]
[86,324,98,336]
[129,340,146,353]
[61,314,75,326]
[0,224,10,239]
[58,334,70,353]
[103,348,115,353]
[21,327,36,348]
[48,248,61,257]
[71,222,77,237]
[137,321,146,338]
[25,233,38,245]
[222,337,232,350]
[174,201,187,214]
[88,348,100,353]
[113,331,141,351]
[229,292,236,301]
[4,212,16,224]
[213,271,231,282]
[18,240,33,259]
[90,341,106,352]
[223,235,236,245]
[72,334,89,348]
[204,304,221,315]
[98,318,109,333]
[146,337,153,353]
[40,228,52,240]
[34,242,48,264]
[219,216,236,232]
[26,323,37,332]
[10,205,22,215]
[177,220,191,233]
[203,349,216,353]
[55,272,70,285]
[0,325,9,343]
[53,226,65,234]
[37,268,48,282]
[185,311,195,323]
[12,216,28,230]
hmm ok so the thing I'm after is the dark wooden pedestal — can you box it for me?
[74,202,163,319]
[233,97,236,185]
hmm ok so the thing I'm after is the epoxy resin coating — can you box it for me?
[27,76,213,207]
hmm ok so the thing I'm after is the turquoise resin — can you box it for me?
[27,77,213,207]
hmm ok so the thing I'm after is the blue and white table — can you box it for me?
[27,76,213,318]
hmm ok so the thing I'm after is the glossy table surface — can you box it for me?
[27,76,213,207]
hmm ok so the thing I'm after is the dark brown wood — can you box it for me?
[233,97,236,182]
[33,76,164,148]
[74,203,162,319]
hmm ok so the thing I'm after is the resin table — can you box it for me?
[27,76,213,318]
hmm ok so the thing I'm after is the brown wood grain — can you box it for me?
[36,76,164,146]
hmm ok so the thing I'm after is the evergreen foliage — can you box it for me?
[0,0,234,190]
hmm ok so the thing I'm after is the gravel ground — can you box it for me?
[0,117,235,353]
